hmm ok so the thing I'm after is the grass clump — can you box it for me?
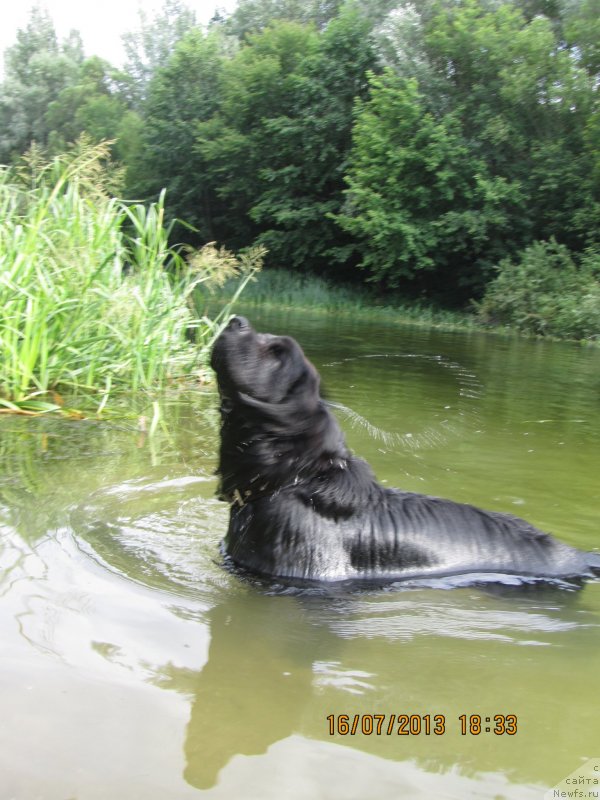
[0,139,263,414]
[476,240,600,341]
[217,268,479,330]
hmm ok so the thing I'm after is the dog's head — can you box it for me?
[211,316,321,420]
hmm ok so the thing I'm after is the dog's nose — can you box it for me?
[227,315,248,331]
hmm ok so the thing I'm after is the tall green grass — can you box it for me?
[0,140,262,413]
[217,268,479,330]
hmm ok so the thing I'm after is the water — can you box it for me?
[1,309,599,799]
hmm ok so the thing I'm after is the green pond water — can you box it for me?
[1,308,599,799]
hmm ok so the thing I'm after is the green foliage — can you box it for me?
[224,0,398,38]
[0,8,84,162]
[122,0,199,106]
[127,27,230,240]
[334,70,514,289]
[564,0,600,76]
[195,20,322,251]
[196,7,378,269]
[336,0,600,298]
[477,240,600,340]
[0,141,263,411]
[1,0,599,340]
[44,56,143,163]
[0,10,139,167]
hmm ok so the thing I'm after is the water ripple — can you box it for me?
[70,475,230,600]
[325,353,483,452]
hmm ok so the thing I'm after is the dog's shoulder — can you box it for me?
[292,455,381,520]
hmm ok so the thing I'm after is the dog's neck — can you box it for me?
[216,399,377,514]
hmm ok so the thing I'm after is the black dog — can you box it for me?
[211,316,599,585]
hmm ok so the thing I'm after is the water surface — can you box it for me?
[1,309,599,799]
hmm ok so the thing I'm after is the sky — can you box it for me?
[0,0,238,75]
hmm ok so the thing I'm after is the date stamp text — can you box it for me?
[326,713,517,736]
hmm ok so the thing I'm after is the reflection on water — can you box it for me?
[1,312,599,799]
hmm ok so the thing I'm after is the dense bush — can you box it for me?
[477,240,600,340]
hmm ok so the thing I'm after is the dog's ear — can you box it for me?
[293,360,320,399]
[237,356,321,421]
[279,354,321,407]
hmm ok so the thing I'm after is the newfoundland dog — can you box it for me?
[211,316,599,585]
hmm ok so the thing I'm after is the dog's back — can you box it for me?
[224,458,594,583]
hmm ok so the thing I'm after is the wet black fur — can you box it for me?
[211,317,599,585]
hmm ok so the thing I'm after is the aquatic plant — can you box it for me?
[0,140,263,414]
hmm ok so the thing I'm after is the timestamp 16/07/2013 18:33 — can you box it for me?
[326,714,518,737]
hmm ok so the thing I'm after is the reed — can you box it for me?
[0,140,262,414]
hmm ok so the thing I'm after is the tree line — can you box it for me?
[1,0,599,321]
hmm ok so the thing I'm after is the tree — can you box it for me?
[195,22,321,251]
[224,0,344,38]
[196,6,378,269]
[126,27,230,241]
[122,0,197,105]
[423,0,599,253]
[252,6,377,270]
[44,57,142,163]
[335,71,516,291]
[335,0,599,299]
[0,8,83,162]
[224,0,400,39]
[564,0,600,78]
